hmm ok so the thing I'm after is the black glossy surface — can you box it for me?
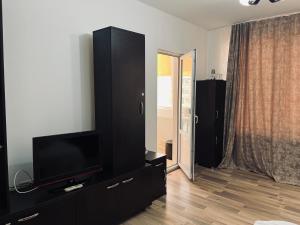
[93,27,145,176]
[195,80,226,168]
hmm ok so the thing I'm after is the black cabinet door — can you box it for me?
[118,167,152,221]
[13,195,76,225]
[78,179,120,225]
[195,81,216,166]
[37,196,77,225]
[111,28,145,175]
[214,81,226,167]
[151,162,166,200]
[0,217,12,225]
[145,152,167,201]
[13,210,40,225]
[93,27,145,175]
[195,80,226,168]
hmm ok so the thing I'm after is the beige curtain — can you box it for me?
[221,14,300,186]
[220,23,250,168]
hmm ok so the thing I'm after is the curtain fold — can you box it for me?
[220,23,250,168]
[220,14,300,186]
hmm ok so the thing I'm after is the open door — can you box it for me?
[178,50,196,181]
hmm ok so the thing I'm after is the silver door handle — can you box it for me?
[155,163,164,167]
[195,115,199,124]
[106,183,119,190]
[122,178,134,184]
[139,101,144,115]
[216,110,219,119]
[18,213,39,222]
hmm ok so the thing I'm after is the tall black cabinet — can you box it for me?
[0,0,9,213]
[195,80,226,168]
[93,27,145,175]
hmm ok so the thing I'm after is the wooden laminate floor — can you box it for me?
[124,166,300,225]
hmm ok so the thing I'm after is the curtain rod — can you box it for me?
[235,11,300,25]
[209,11,300,30]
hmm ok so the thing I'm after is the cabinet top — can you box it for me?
[93,26,145,37]
[196,79,226,83]
[145,151,166,162]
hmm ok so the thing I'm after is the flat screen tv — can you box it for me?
[33,131,102,186]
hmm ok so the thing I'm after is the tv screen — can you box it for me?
[33,131,102,186]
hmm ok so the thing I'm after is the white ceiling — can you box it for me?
[138,0,300,30]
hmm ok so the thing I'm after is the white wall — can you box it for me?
[157,111,173,151]
[205,26,231,80]
[2,0,207,185]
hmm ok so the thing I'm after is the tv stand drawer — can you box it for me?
[5,195,77,225]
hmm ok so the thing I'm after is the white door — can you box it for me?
[178,50,196,181]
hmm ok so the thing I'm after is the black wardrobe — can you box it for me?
[0,0,9,214]
[195,80,226,168]
[93,27,145,175]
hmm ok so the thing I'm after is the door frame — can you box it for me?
[157,50,180,171]
[156,49,197,178]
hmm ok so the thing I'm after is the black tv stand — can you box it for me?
[0,160,166,225]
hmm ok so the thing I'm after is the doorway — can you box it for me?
[156,49,197,180]
[156,52,179,169]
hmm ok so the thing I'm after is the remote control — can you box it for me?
[64,184,84,192]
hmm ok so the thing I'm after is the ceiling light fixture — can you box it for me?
[240,0,281,6]
[240,0,251,6]
[248,0,260,5]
